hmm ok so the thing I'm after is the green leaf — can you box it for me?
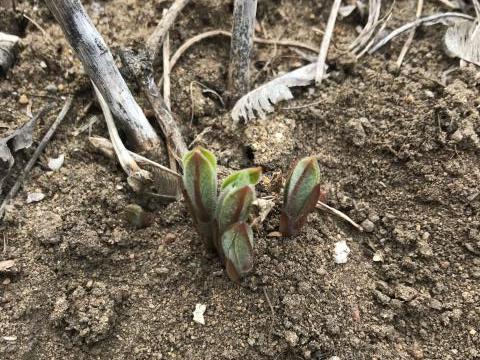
[216,185,255,235]
[182,147,217,247]
[221,167,262,190]
[281,156,321,236]
[221,222,254,282]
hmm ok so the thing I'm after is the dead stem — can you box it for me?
[119,50,188,167]
[369,12,474,54]
[349,0,382,55]
[315,0,342,85]
[146,0,191,64]
[396,0,424,70]
[158,29,318,88]
[88,136,181,178]
[93,83,144,178]
[316,200,364,232]
[23,14,54,44]
[163,19,171,111]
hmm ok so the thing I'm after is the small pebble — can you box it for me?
[284,330,299,347]
[26,192,45,204]
[418,242,433,257]
[164,233,176,244]
[18,94,29,105]
[395,284,418,302]
[346,118,367,146]
[430,298,442,310]
[45,84,58,93]
[424,90,435,98]
[361,219,375,232]
[123,204,152,229]
[373,290,391,305]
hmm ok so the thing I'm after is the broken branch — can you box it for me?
[88,136,181,178]
[120,50,188,166]
[44,0,161,153]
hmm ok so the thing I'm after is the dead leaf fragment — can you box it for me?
[26,192,45,204]
[1,117,38,194]
[193,303,206,325]
[47,154,65,171]
[253,197,276,223]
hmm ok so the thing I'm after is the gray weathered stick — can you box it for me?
[0,99,72,220]
[43,0,161,152]
[228,0,258,100]
[120,50,188,166]
[0,32,20,76]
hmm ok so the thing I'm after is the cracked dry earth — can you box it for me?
[1,0,479,359]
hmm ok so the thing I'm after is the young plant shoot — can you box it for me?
[280,156,321,237]
[182,147,217,250]
[216,167,261,281]
[182,147,261,282]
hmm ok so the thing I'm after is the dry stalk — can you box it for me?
[349,0,382,55]
[158,29,318,88]
[316,201,364,232]
[369,12,474,54]
[315,0,342,85]
[163,21,171,111]
[119,50,188,167]
[396,0,424,70]
[146,0,191,64]
[92,83,148,182]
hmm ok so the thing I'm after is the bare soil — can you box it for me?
[1,1,479,359]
